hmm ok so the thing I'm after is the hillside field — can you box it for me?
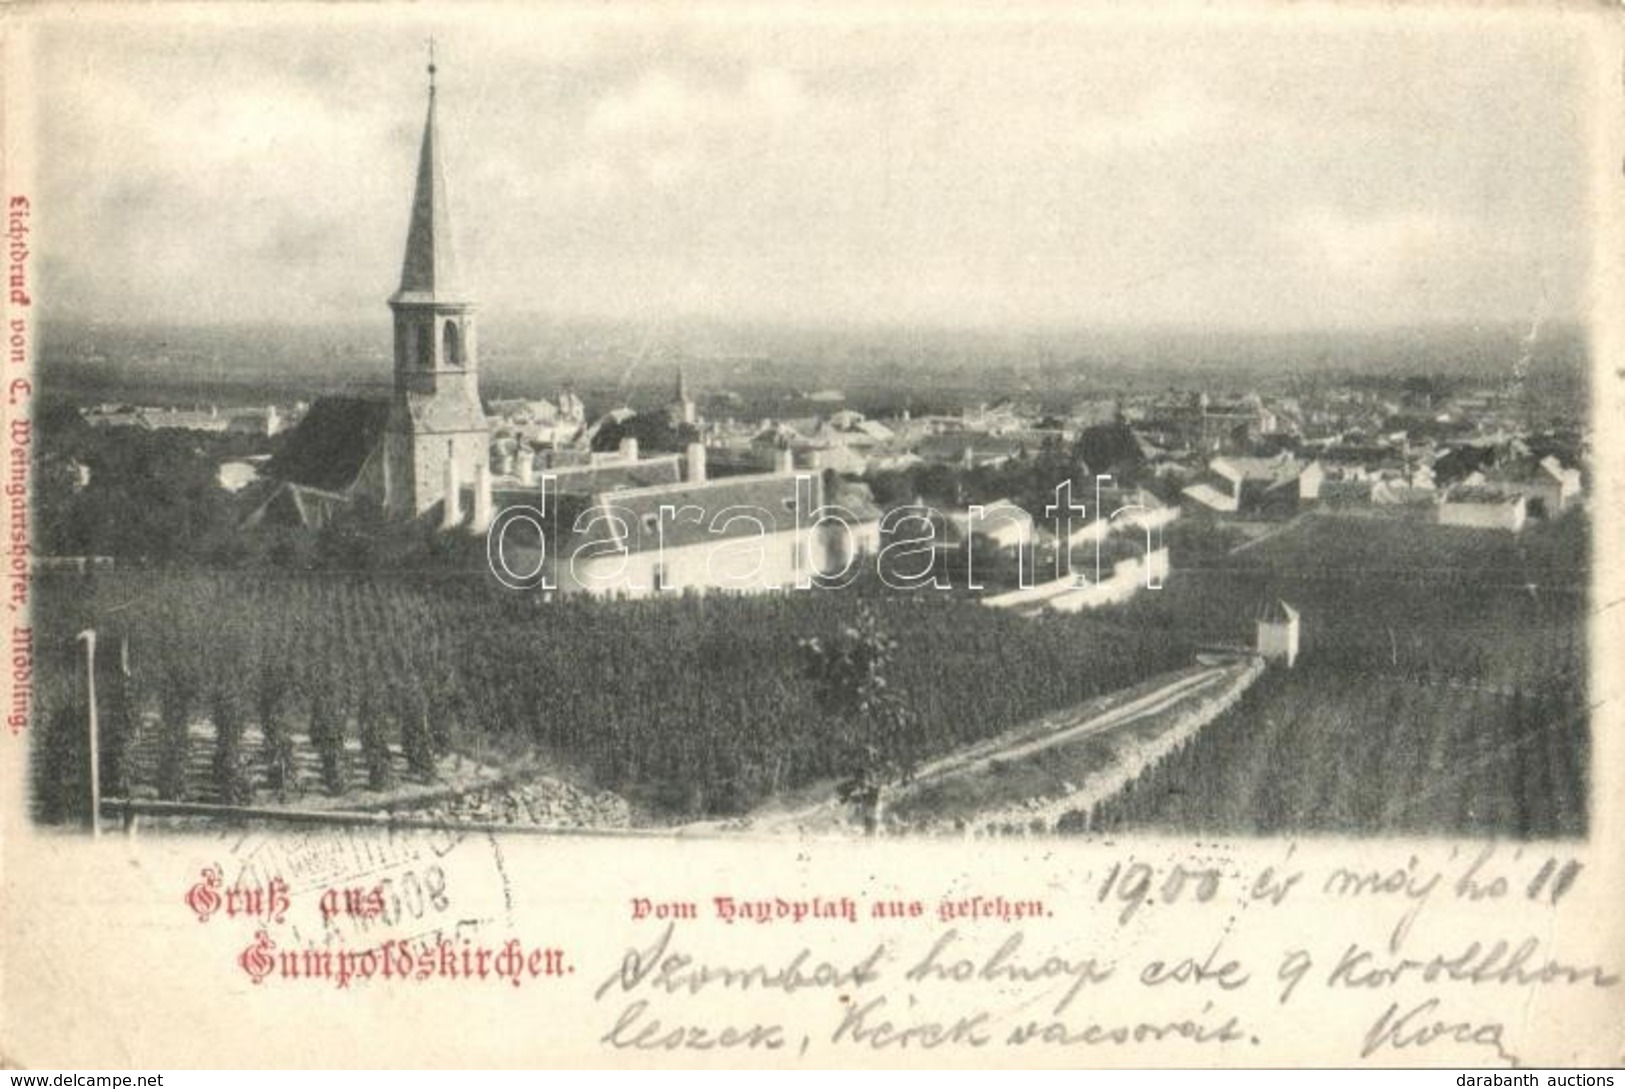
[28,570,1193,821]
[1082,509,1589,837]
[29,508,1589,838]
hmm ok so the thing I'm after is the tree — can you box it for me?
[256,661,297,799]
[591,413,699,456]
[798,601,921,834]
[36,424,248,564]
[358,686,395,792]
[425,664,459,757]
[210,680,254,806]
[99,646,139,801]
[35,698,89,824]
[308,680,347,796]
[156,658,200,801]
[1073,423,1144,484]
[399,685,437,780]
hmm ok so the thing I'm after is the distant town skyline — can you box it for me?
[36,6,1600,334]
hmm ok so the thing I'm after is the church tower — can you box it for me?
[382,51,488,517]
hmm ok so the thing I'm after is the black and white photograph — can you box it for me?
[15,7,1600,843]
[3,3,1623,1071]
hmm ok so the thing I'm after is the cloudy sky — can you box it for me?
[33,4,1603,331]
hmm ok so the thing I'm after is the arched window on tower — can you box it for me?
[443,321,464,368]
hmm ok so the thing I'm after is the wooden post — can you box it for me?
[77,630,100,839]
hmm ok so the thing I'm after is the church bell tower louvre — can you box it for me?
[380,46,489,518]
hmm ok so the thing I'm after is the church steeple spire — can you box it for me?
[382,44,487,518]
[394,41,462,302]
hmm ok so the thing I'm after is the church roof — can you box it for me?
[267,396,391,492]
[531,472,815,557]
[392,77,465,305]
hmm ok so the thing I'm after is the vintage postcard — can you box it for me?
[1,0,1622,1069]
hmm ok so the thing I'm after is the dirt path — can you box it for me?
[906,664,1238,787]
[916,656,1264,835]
[741,656,1258,835]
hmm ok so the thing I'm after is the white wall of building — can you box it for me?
[1439,496,1527,532]
[1256,617,1300,667]
[556,528,826,598]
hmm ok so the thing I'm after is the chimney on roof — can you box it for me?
[686,442,707,484]
[775,447,795,476]
[619,436,640,463]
